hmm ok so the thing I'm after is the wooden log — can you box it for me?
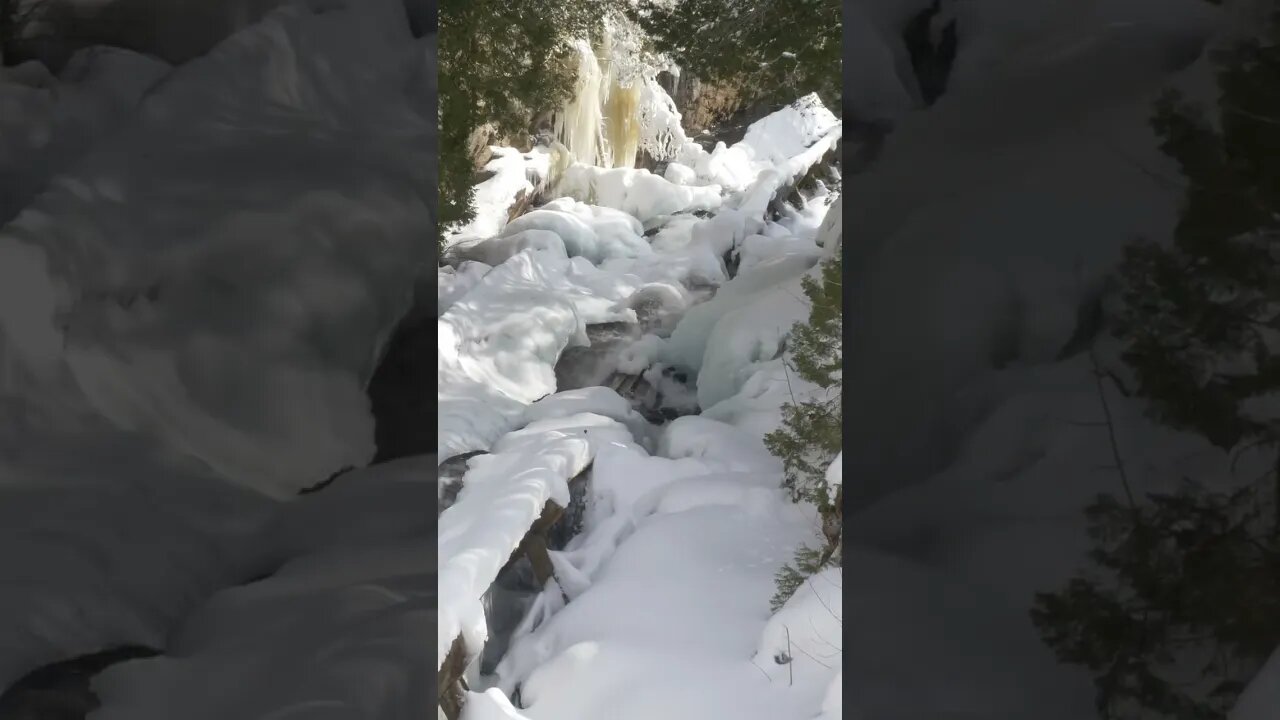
[438,634,468,720]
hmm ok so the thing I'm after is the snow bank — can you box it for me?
[524,387,651,442]
[694,272,812,409]
[0,0,432,497]
[492,416,819,720]
[0,47,169,225]
[690,93,840,193]
[438,432,595,670]
[439,261,493,315]
[438,243,642,462]
[94,545,432,719]
[0,419,275,692]
[81,455,436,719]
[557,163,722,224]
[662,251,819,385]
[500,197,652,263]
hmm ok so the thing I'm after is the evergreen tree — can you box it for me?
[632,0,841,112]
[1031,8,1280,717]
[437,0,617,247]
[766,249,842,609]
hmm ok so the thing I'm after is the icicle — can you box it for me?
[554,39,606,168]
[555,15,693,170]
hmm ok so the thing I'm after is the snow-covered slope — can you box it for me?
[838,0,1280,717]
[843,0,1219,505]
[0,0,432,709]
[0,0,433,498]
[0,48,169,226]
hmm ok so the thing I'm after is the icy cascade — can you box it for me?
[442,87,843,720]
[553,17,689,172]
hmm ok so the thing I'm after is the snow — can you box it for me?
[556,163,723,224]
[488,425,820,720]
[841,0,1219,505]
[437,430,593,670]
[661,251,820,380]
[438,242,644,462]
[838,350,1269,718]
[439,261,493,315]
[439,71,844,718]
[88,456,437,719]
[0,0,433,498]
[446,146,553,252]
[523,386,651,443]
[0,425,275,693]
[499,197,652,263]
[824,452,842,504]
[616,333,665,374]
[0,0,433,712]
[0,47,169,225]
[753,566,843,693]
[1232,646,1280,720]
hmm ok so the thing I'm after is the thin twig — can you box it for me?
[784,626,794,687]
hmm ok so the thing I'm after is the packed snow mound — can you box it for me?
[741,94,840,166]
[439,261,493,314]
[688,93,840,193]
[0,0,432,497]
[439,412,619,670]
[500,197,652,263]
[439,243,643,462]
[91,458,438,720]
[524,387,651,442]
[0,419,274,692]
[694,271,813,410]
[0,47,169,226]
[556,163,722,224]
[263,454,437,560]
[662,251,820,379]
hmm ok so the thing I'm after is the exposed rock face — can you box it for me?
[659,72,746,137]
